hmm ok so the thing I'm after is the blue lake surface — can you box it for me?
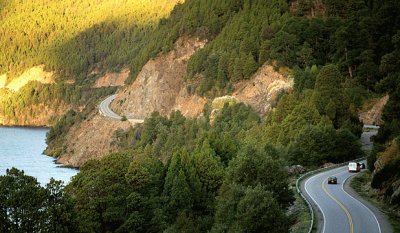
[0,127,78,186]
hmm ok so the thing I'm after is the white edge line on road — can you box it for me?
[299,158,369,233]
[305,172,328,233]
[342,175,382,233]
[304,168,348,233]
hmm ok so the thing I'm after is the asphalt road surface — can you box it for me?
[304,164,384,233]
[99,94,122,120]
[99,94,145,124]
[299,126,393,233]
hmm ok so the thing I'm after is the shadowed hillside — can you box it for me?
[0,0,182,80]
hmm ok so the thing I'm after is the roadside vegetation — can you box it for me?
[351,172,400,232]
[288,178,313,233]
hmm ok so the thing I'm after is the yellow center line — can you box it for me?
[322,179,354,233]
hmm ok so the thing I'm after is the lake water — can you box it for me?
[0,127,78,186]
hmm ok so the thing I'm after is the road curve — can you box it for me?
[99,94,144,124]
[300,163,393,233]
[99,94,122,120]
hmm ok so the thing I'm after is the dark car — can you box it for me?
[328,176,337,184]
[357,162,366,169]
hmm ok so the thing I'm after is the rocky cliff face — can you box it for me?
[111,37,207,119]
[233,64,293,115]
[111,38,292,120]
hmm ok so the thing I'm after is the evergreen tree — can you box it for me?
[0,168,47,233]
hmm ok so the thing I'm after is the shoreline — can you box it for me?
[0,124,51,129]
[54,158,80,170]
[0,125,79,170]
[0,126,79,185]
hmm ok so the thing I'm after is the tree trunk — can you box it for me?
[345,47,353,78]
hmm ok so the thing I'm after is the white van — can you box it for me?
[348,162,360,172]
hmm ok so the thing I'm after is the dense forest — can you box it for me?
[0,0,180,79]
[1,63,367,232]
[1,99,363,232]
[0,0,180,124]
[1,0,400,232]
[126,0,400,97]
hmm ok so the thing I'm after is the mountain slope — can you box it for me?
[0,0,182,80]
[112,37,207,119]
[0,0,182,126]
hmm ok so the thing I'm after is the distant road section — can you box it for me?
[99,94,122,120]
[99,94,144,124]
[363,124,380,130]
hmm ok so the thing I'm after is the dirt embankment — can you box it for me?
[111,37,208,119]
[359,95,389,125]
[56,114,131,167]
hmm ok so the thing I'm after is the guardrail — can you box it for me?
[295,157,366,233]
[296,170,315,233]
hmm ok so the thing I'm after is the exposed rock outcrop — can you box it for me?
[287,165,306,175]
[359,95,389,125]
[112,37,207,119]
[233,64,293,116]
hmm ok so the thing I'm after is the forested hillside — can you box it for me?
[1,0,400,232]
[0,0,181,125]
[367,8,400,210]
[0,0,181,80]
[126,0,400,97]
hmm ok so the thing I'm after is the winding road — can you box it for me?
[303,165,388,233]
[300,127,393,233]
[99,94,144,124]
